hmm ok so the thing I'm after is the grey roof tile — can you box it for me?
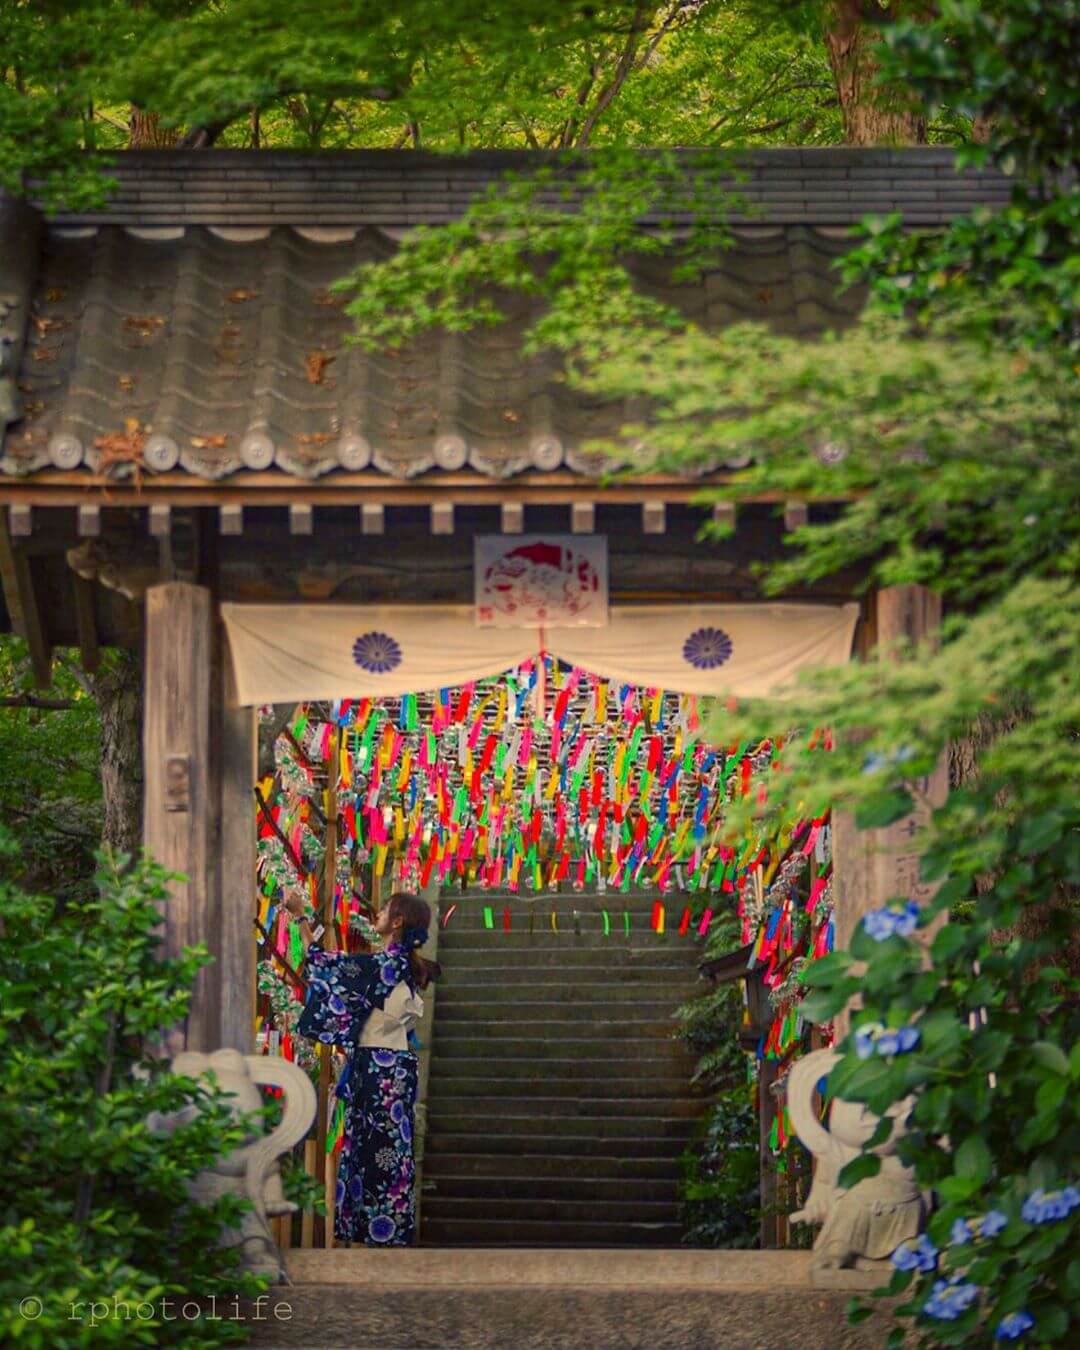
[0,220,865,482]
[0,149,1011,483]
[22,148,1009,229]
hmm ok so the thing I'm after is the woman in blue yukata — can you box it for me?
[294,892,435,1246]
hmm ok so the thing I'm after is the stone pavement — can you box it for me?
[246,1250,895,1350]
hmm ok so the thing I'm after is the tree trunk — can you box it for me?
[93,650,144,857]
[823,1,926,145]
[128,107,179,149]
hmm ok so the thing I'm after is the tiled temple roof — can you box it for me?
[0,150,1011,483]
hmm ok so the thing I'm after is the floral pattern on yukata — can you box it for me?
[334,1045,418,1245]
[298,945,413,1047]
[298,942,419,1246]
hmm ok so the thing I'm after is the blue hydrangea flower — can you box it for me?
[894,1025,920,1052]
[682,627,733,670]
[863,909,900,941]
[979,1209,1008,1238]
[995,1311,1035,1341]
[855,1022,885,1060]
[862,899,920,940]
[856,1021,920,1059]
[352,630,403,673]
[372,1048,397,1068]
[950,1218,974,1246]
[924,1276,979,1321]
[1021,1186,1080,1224]
[892,1232,938,1274]
[892,899,920,937]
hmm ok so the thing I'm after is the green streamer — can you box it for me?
[602,909,610,937]
[623,910,631,937]
[483,906,494,929]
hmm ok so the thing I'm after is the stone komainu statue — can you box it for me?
[147,1048,317,1280]
[787,1047,927,1273]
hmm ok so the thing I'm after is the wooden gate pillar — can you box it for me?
[215,649,257,1053]
[832,585,948,1032]
[143,582,216,1053]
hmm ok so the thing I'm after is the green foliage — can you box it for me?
[0,637,104,903]
[1,0,846,208]
[679,1087,760,1248]
[850,0,1079,345]
[0,846,266,1346]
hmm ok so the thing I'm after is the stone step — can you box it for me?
[252,1285,890,1350]
[421,1174,679,1203]
[434,999,686,1021]
[425,1132,691,1159]
[429,1056,695,1085]
[440,935,699,955]
[420,1152,683,1181]
[428,1074,698,1100]
[438,964,708,987]
[427,1113,697,1141]
[437,945,702,966]
[431,1034,690,1059]
[432,1017,680,1040]
[437,982,702,1004]
[421,1195,678,1224]
[420,1217,684,1246]
[426,1095,701,1119]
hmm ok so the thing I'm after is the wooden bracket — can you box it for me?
[642,501,666,534]
[500,502,524,534]
[289,503,314,535]
[712,501,737,530]
[784,500,809,531]
[360,503,384,535]
[571,502,595,534]
[219,505,244,535]
[431,503,454,535]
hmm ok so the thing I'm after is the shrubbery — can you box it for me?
[0,845,267,1347]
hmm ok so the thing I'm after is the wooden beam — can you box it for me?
[0,468,837,509]
[77,504,101,538]
[783,500,809,531]
[219,504,244,535]
[9,505,31,538]
[289,503,313,535]
[642,501,666,534]
[571,502,595,534]
[431,503,454,535]
[500,502,524,533]
[360,503,384,535]
[143,582,213,1054]
[0,509,52,688]
[148,504,172,538]
[71,573,101,674]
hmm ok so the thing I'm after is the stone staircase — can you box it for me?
[420,895,708,1247]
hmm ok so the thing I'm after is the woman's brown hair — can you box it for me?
[384,892,440,989]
